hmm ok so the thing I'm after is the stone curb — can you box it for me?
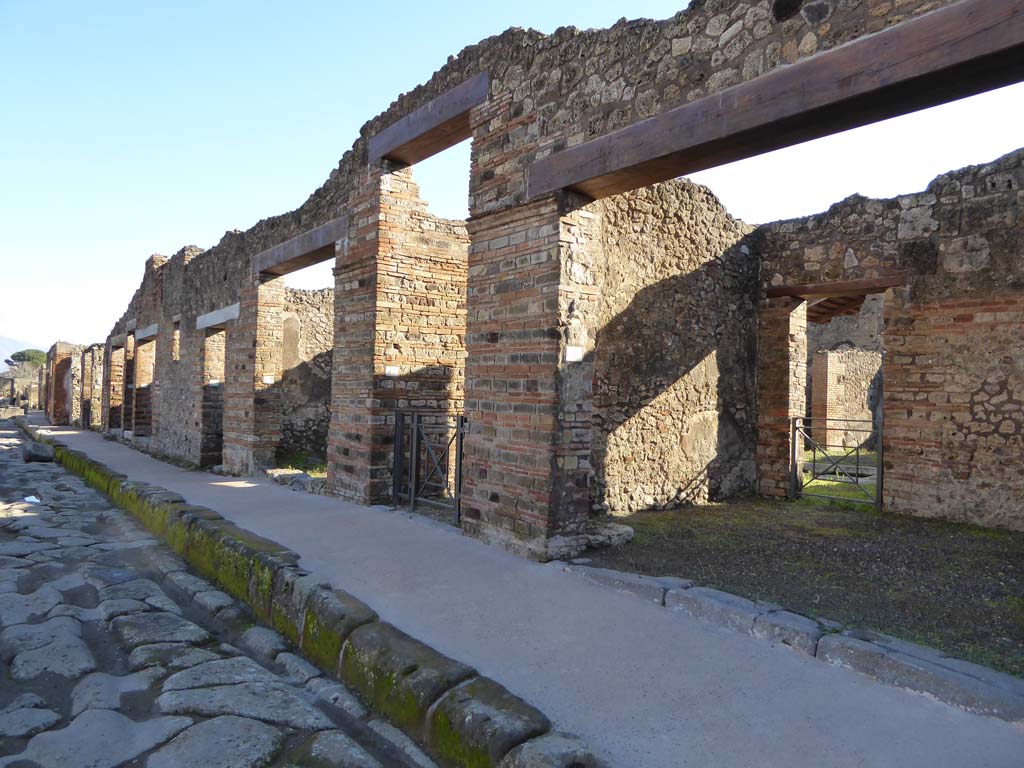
[558,561,1024,722]
[14,418,600,768]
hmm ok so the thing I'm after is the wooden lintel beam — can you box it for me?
[527,0,1024,201]
[368,72,490,166]
[767,274,908,299]
[251,216,348,276]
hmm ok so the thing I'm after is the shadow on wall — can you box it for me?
[590,242,760,516]
[278,349,333,463]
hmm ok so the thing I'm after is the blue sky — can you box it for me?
[1,1,1021,347]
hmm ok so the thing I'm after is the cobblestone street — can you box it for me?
[0,421,433,768]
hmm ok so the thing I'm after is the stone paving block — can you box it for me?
[278,651,322,684]
[163,657,279,691]
[428,677,551,768]
[0,615,81,659]
[498,731,600,768]
[306,677,369,720]
[366,719,439,768]
[193,589,236,616]
[564,564,670,605]
[0,705,60,738]
[0,585,62,627]
[129,643,223,672]
[241,625,288,661]
[0,708,191,768]
[284,729,383,768]
[163,570,213,602]
[157,681,334,730]
[751,611,823,656]
[147,715,284,768]
[112,611,211,648]
[301,587,377,673]
[71,667,164,715]
[665,586,764,634]
[10,632,96,680]
[341,622,475,737]
[817,633,1024,721]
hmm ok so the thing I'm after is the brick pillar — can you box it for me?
[460,193,601,559]
[810,350,834,448]
[81,350,93,429]
[200,329,227,467]
[223,276,285,475]
[105,344,125,432]
[328,172,383,501]
[756,297,807,497]
[122,334,136,436]
[132,339,156,439]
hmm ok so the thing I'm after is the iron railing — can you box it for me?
[391,410,466,522]
[790,416,882,510]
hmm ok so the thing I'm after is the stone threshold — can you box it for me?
[555,562,1024,723]
[15,417,600,768]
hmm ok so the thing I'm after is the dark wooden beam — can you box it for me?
[527,0,1024,200]
[368,72,489,165]
[767,274,908,299]
[251,216,348,276]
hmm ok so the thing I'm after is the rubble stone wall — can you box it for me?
[280,287,334,460]
[590,180,758,514]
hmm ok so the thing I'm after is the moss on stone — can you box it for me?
[300,606,343,675]
[429,710,490,768]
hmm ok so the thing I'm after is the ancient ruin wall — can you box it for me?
[810,348,881,448]
[92,0,967,553]
[590,180,758,514]
[757,148,1024,529]
[280,287,334,460]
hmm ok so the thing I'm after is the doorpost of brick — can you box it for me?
[756,296,807,497]
[223,275,285,475]
[460,193,601,559]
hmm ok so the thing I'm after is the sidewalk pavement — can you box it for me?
[30,416,1024,768]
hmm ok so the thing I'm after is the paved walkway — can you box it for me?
[32,417,1024,768]
[0,421,425,768]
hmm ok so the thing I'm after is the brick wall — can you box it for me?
[810,348,881,448]
[328,167,469,502]
[757,149,1024,529]
[200,329,226,467]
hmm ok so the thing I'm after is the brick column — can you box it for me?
[105,344,125,432]
[223,276,285,475]
[460,193,601,559]
[122,334,136,436]
[132,339,156,439]
[756,297,807,497]
[810,350,834,448]
[328,172,383,501]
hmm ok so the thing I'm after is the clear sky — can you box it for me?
[1,1,1021,348]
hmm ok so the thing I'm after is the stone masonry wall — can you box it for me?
[810,348,881,448]
[90,0,975,555]
[280,287,334,460]
[758,149,1024,529]
[590,180,758,514]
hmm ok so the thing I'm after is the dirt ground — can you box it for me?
[587,498,1024,678]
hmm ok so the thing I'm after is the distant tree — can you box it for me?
[11,349,46,366]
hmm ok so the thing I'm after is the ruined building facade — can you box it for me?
[34,0,1024,556]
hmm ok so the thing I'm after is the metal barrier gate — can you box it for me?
[391,410,466,522]
[791,416,882,509]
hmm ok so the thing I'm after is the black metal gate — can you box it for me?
[790,416,882,509]
[391,410,466,522]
